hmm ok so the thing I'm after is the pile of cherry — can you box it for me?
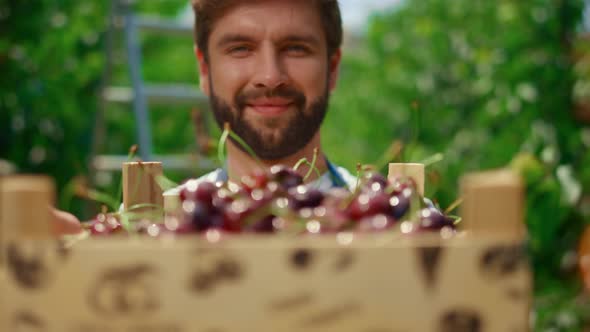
[89,165,457,236]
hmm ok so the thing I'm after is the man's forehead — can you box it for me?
[208,0,324,42]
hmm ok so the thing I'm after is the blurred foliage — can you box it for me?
[328,0,586,202]
[0,1,108,216]
[0,0,195,215]
[105,1,200,153]
[1,0,590,330]
[96,1,210,198]
[325,0,590,330]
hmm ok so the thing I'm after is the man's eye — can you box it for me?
[228,46,252,56]
[284,45,310,56]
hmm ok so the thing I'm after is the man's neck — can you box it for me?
[225,133,328,184]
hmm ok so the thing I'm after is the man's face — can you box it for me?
[198,0,341,160]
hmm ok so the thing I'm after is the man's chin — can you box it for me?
[245,109,294,128]
[210,90,328,160]
[252,146,296,160]
[249,132,290,155]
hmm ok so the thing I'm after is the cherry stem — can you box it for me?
[374,140,403,172]
[218,123,230,166]
[225,123,265,169]
[354,163,362,193]
[241,203,274,228]
[406,193,423,222]
[303,148,319,181]
[444,197,463,215]
[87,189,119,212]
[119,213,132,235]
[122,208,165,223]
[293,157,308,171]
[341,163,364,209]
[303,161,322,183]
[126,203,164,213]
[421,153,444,167]
[155,174,179,192]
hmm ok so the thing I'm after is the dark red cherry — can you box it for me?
[247,215,277,233]
[362,172,388,192]
[288,185,325,210]
[241,170,269,192]
[389,194,411,220]
[270,165,304,189]
[417,207,455,230]
[347,191,390,220]
[357,214,396,232]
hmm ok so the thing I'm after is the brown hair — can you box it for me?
[191,0,342,61]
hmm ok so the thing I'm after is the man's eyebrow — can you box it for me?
[216,34,256,48]
[280,34,321,46]
[215,33,321,48]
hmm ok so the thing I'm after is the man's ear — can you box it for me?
[196,46,210,96]
[328,48,342,92]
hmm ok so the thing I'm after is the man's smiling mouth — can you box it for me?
[247,98,294,116]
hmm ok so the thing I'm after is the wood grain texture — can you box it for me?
[460,169,524,236]
[122,162,164,219]
[0,176,54,240]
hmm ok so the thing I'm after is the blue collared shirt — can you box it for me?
[164,162,357,196]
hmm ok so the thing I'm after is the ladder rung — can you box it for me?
[136,16,193,36]
[92,154,216,172]
[103,85,208,105]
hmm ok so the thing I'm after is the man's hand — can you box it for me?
[50,208,83,235]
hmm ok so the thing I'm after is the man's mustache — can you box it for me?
[235,86,306,110]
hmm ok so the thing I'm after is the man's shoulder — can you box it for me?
[164,165,358,195]
[335,165,357,191]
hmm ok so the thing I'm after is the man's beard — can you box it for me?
[209,83,330,160]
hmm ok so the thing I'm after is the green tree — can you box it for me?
[0,1,108,216]
[0,0,193,215]
[325,0,589,329]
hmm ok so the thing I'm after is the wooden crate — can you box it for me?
[1,233,529,332]
[0,166,531,331]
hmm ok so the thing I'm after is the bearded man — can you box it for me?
[186,0,355,190]
[51,0,355,233]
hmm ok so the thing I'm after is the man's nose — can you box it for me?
[252,46,287,90]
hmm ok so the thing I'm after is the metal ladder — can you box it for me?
[91,0,214,174]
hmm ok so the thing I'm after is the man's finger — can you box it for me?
[50,208,83,235]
